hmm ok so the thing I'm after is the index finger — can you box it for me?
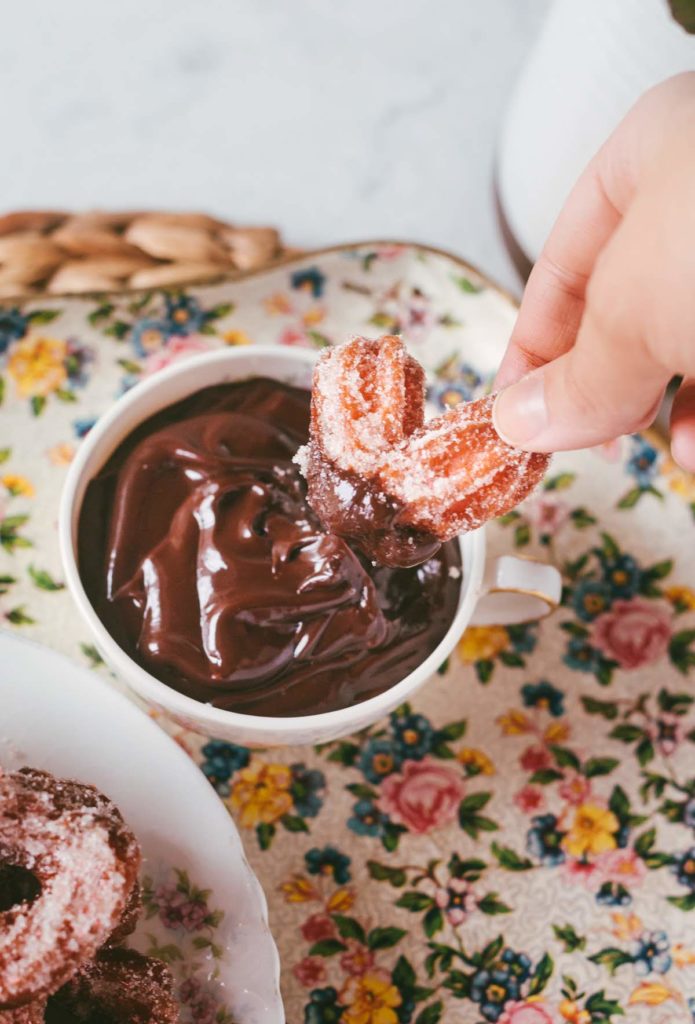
[495,142,625,389]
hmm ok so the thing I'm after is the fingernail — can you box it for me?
[493,374,548,447]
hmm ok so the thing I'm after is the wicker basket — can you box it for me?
[0,210,292,298]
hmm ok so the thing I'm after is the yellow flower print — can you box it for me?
[559,1001,591,1024]
[673,943,695,967]
[544,720,570,743]
[8,336,67,398]
[340,971,402,1024]
[563,803,619,858]
[665,584,695,611]
[2,474,34,497]
[457,747,494,775]
[264,292,293,315]
[628,981,678,1006]
[229,760,293,828]
[302,305,325,327]
[458,625,509,662]
[496,709,533,736]
[661,455,695,500]
[223,329,252,346]
[611,912,642,941]
[47,442,75,467]
[280,874,320,903]
[326,887,355,913]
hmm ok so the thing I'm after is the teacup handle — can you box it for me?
[469,555,562,626]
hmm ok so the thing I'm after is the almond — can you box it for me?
[128,262,224,288]
[47,264,121,294]
[131,211,227,232]
[222,227,280,270]
[52,221,140,257]
[0,210,65,236]
[124,219,231,264]
[0,236,63,283]
[54,256,156,278]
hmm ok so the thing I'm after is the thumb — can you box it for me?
[492,330,668,452]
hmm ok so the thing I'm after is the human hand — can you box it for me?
[493,72,695,471]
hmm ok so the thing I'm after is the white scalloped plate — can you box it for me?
[0,631,283,1024]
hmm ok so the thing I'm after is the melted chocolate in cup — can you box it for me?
[79,378,461,717]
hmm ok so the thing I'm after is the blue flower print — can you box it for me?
[506,623,538,655]
[358,738,401,785]
[0,307,28,355]
[673,846,695,890]
[428,363,483,410]
[304,845,351,884]
[290,765,326,818]
[164,293,207,335]
[73,417,96,439]
[200,740,250,797]
[526,814,566,867]
[572,579,612,622]
[291,267,325,298]
[627,436,659,487]
[470,964,521,1022]
[600,553,641,599]
[630,930,672,975]
[499,949,532,983]
[563,638,604,675]
[521,681,565,717]
[347,798,389,839]
[131,318,170,357]
[596,881,631,907]
[391,712,433,760]
[304,987,344,1024]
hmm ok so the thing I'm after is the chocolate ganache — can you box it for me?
[79,378,461,716]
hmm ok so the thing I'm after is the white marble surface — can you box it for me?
[0,0,550,294]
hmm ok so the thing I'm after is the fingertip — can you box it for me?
[492,375,549,449]
[671,422,695,474]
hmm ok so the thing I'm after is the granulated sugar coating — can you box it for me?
[379,393,550,538]
[47,947,178,1024]
[0,768,140,1009]
[299,335,549,566]
[297,334,425,478]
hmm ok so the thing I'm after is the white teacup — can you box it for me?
[59,346,561,747]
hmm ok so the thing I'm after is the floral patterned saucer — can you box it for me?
[1,241,695,1023]
[0,632,283,1024]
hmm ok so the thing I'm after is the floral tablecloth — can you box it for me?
[1,242,695,1024]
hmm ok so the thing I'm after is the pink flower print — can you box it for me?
[526,496,571,536]
[652,713,684,756]
[558,775,591,806]
[293,957,327,987]
[561,858,602,892]
[301,913,335,943]
[591,598,671,670]
[179,978,219,1024]
[514,785,544,814]
[278,326,312,348]
[434,877,477,925]
[340,942,375,976]
[143,335,216,377]
[520,746,552,773]
[499,1001,556,1024]
[155,883,209,932]
[594,848,647,888]
[377,758,465,834]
